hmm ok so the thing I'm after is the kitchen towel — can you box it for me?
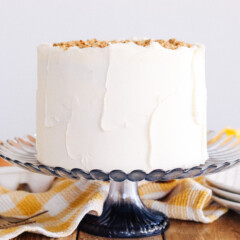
[0,176,227,239]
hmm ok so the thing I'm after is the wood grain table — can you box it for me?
[13,211,240,240]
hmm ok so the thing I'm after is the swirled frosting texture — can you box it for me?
[37,40,207,172]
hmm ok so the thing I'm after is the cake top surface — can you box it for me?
[53,38,192,50]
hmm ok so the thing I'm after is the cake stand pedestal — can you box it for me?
[79,179,169,238]
[0,131,240,238]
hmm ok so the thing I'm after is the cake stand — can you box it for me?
[0,131,240,239]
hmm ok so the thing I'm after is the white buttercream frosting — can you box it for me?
[36,40,208,172]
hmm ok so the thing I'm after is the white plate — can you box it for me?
[205,182,240,203]
[206,164,240,194]
[212,195,240,214]
[0,167,54,192]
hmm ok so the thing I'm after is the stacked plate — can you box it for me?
[206,164,240,214]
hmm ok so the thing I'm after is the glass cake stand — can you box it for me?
[0,131,240,239]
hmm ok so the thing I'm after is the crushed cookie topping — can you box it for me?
[53,38,191,50]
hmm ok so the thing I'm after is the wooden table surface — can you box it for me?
[13,210,240,240]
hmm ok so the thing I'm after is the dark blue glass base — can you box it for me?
[80,207,169,238]
[79,180,169,238]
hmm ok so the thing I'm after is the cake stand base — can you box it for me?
[79,180,169,238]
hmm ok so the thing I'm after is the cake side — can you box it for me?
[36,39,207,172]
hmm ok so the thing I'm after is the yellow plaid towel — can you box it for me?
[0,177,227,239]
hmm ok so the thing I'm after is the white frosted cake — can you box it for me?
[37,38,207,172]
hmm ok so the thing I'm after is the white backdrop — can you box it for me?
[0,0,240,139]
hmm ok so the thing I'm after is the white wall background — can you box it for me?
[0,0,240,139]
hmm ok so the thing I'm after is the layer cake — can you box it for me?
[37,39,207,172]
